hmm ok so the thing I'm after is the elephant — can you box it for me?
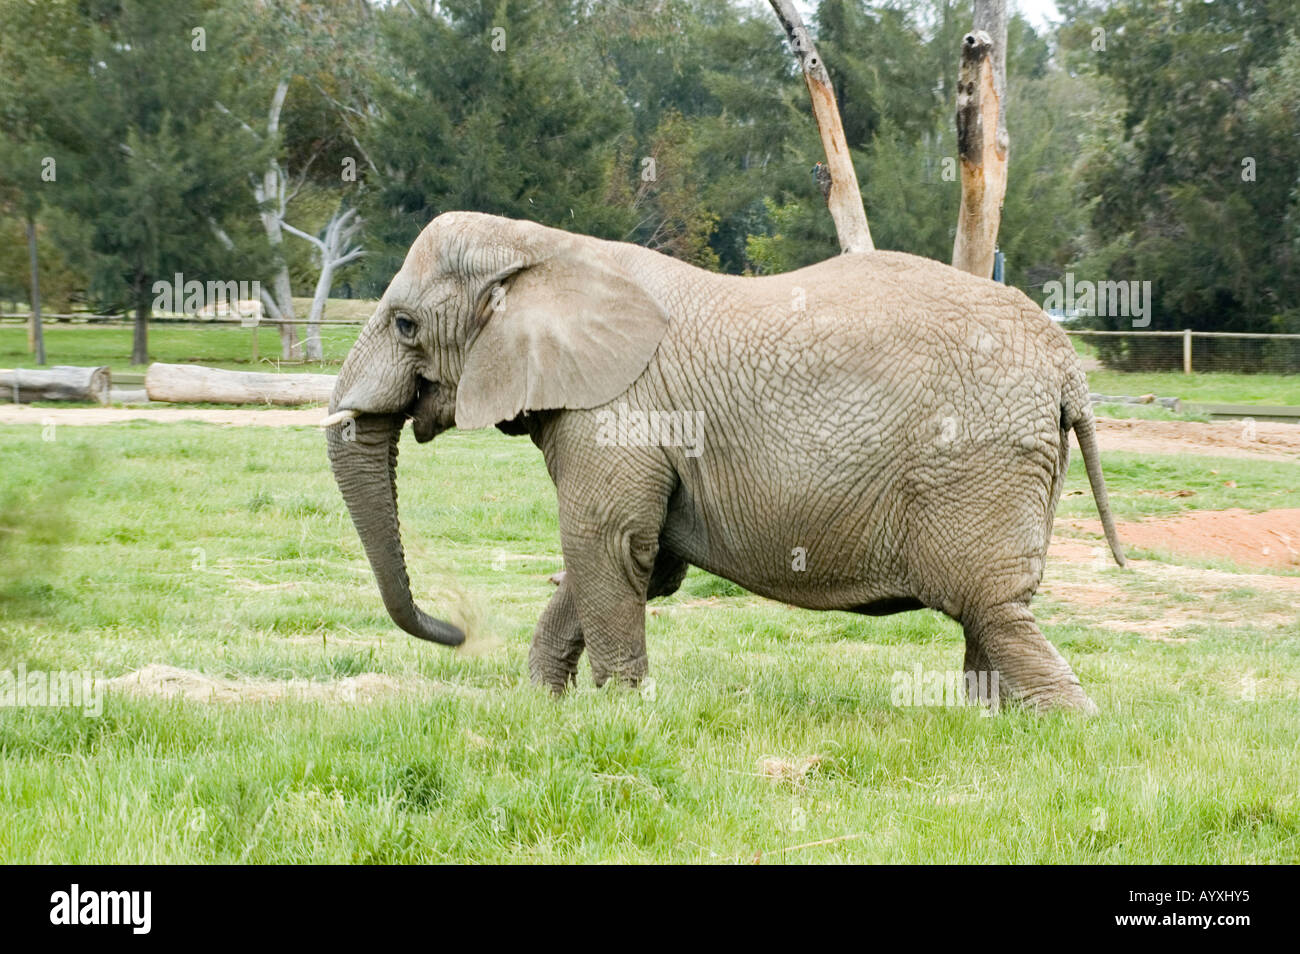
[324,211,1125,713]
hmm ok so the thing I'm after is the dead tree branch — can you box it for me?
[767,0,873,254]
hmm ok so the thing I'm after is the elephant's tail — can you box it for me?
[1070,408,1127,567]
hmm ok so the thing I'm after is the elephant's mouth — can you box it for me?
[407,378,451,443]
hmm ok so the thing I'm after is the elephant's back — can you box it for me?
[659,249,1076,428]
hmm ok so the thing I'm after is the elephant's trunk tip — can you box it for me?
[403,609,466,647]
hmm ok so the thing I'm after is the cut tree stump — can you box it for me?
[0,366,110,404]
[144,363,335,406]
[952,0,1009,279]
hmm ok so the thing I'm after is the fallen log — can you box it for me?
[0,365,110,404]
[144,363,335,406]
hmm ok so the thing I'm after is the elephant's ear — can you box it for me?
[454,235,670,430]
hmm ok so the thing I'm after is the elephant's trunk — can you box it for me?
[326,411,464,646]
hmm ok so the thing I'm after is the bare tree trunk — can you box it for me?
[132,279,149,367]
[767,0,873,254]
[255,80,300,361]
[25,216,45,365]
[259,164,300,361]
[215,81,302,360]
[269,261,299,359]
[305,263,333,359]
[283,205,364,362]
[951,0,1008,278]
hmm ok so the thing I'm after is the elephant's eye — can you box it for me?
[393,314,418,339]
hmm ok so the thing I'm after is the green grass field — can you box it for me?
[0,299,368,374]
[1,422,1296,862]
[1086,370,1300,407]
[1056,451,1299,520]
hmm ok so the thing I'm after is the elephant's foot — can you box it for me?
[962,601,1097,715]
[589,648,649,690]
[528,656,581,695]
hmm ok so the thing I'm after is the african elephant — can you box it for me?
[324,212,1125,713]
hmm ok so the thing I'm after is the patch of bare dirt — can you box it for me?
[1147,561,1300,594]
[1059,508,1300,569]
[1094,416,1300,461]
[1087,609,1296,641]
[1041,522,1300,639]
[1037,578,1124,607]
[106,663,479,704]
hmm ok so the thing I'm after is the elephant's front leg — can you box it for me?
[528,576,585,693]
[553,458,678,687]
[538,416,675,688]
[561,519,660,688]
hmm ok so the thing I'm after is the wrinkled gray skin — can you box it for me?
[327,212,1125,713]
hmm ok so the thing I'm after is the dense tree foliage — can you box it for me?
[2,0,271,362]
[1,0,1297,364]
[1075,1,1300,349]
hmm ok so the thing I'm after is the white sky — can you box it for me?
[789,1,1063,33]
[1012,0,1061,31]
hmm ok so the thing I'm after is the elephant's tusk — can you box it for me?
[319,408,360,428]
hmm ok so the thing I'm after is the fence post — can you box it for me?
[1183,329,1192,374]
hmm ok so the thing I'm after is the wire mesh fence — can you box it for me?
[1066,329,1300,374]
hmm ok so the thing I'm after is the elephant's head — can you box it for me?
[324,212,670,646]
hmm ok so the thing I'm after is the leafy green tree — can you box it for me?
[9,0,269,365]
[361,0,637,288]
[999,67,1108,294]
[1246,30,1300,336]
[610,110,721,269]
[1076,0,1300,368]
[669,3,825,272]
[818,0,947,147]
[0,0,90,362]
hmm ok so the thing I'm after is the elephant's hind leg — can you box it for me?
[962,601,1096,714]
[529,576,585,693]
